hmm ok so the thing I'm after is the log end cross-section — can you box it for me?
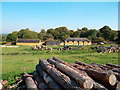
[109,74,117,86]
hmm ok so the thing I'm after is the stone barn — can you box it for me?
[64,38,91,45]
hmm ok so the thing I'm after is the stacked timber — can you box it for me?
[21,56,120,90]
[91,45,119,53]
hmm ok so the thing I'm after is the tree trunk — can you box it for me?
[36,65,62,90]
[33,71,48,90]
[25,77,38,90]
[46,59,93,89]
[39,59,82,90]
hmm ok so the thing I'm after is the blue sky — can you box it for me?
[2,2,118,34]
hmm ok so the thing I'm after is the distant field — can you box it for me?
[1,44,119,87]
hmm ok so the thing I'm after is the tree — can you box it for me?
[55,26,68,33]
[81,27,88,31]
[61,35,70,41]
[99,26,111,33]
[43,33,54,40]
[47,28,55,35]
[73,31,81,37]
[6,33,17,42]
[68,30,74,37]
[18,28,38,39]
[53,30,60,40]
[38,29,46,40]
[99,26,112,40]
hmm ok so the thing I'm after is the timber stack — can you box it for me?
[21,56,120,90]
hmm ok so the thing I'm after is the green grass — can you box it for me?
[1,44,119,87]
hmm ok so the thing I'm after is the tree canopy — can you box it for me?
[5,26,118,42]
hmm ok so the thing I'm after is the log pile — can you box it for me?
[20,56,120,90]
[91,45,119,53]
[31,45,53,50]
[58,46,73,50]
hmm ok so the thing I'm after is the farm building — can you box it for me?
[64,38,91,45]
[45,41,60,46]
[16,39,41,45]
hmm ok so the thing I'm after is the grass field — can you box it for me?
[1,44,119,87]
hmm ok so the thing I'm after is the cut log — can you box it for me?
[112,68,120,73]
[90,63,113,70]
[46,59,93,89]
[39,59,82,90]
[47,58,107,90]
[48,58,88,76]
[25,77,38,90]
[72,63,117,86]
[52,56,65,64]
[85,68,116,86]
[36,65,62,89]
[106,63,120,68]
[116,81,120,90]
[92,81,108,90]
[75,61,101,70]
[33,71,48,89]
[114,72,120,81]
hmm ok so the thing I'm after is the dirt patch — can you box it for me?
[21,67,30,71]
[25,60,34,62]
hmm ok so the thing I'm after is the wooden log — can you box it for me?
[85,68,116,86]
[39,59,82,90]
[90,63,114,70]
[114,72,120,81]
[75,61,101,70]
[92,81,108,90]
[25,77,38,90]
[47,58,107,90]
[36,65,62,89]
[46,59,93,89]
[52,56,65,64]
[48,58,88,76]
[106,63,120,68]
[72,63,117,86]
[116,81,120,90]
[33,71,48,90]
[112,68,120,73]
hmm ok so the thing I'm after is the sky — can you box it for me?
[2,2,118,34]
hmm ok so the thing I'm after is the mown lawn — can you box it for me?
[1,44,119,87]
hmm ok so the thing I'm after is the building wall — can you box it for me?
[64,41,91,45]
[73,41,78,45]
[16,43,41,45]
[60,42,64,45]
